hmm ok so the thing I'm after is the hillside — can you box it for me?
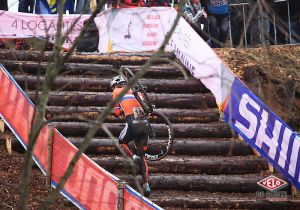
[215,45,300,131]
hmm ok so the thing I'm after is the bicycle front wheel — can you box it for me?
[145,110,174,161]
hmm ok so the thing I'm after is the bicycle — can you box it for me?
[119,67,174,161]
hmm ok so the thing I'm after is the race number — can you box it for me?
[133,107,145,119]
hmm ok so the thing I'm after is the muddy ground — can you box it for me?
[0,139,77,210]
[0,45,299,209]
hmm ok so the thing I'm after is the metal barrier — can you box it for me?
[273,0,291,44]
[228,0,294,47]
[229,2,249,47]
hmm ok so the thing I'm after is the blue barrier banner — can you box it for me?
[224,78,300,190]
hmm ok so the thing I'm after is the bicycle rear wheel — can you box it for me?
[122,67,153,113]
[145,110,174,161]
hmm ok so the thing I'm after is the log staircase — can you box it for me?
[1,50,300,209]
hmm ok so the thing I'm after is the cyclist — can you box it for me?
[110,75,151,197]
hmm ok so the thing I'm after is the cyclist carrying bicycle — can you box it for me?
[110,75,151,197]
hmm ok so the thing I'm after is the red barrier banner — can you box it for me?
[0,64,162,209]
[52,130,160,210]
[52,130,118,209]
[0,65,34,145]
[124,186,159,210]
[0,64,48,172]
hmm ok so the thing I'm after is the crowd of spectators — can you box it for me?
[0,0,299,49]
[184,0,300,48]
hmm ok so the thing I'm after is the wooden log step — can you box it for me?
[11,137,253,156]
[150,191,299,210]
[13,75,207,93]
[170,138,252,156]
[4,61,186,78]
[78,137,252,156]
[51,122,233,138]
[118,173,276,193]
[172,123,232,138]
[26,91,217,109]
[91,155,268,175]
[0,50,175,64]
[45,107,220,124]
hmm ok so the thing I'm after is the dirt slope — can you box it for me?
[215,45,300,131]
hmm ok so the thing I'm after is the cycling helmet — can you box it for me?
[110,75,126,89]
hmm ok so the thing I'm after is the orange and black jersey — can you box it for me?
[113,86,150,184]
[113,87,142,116]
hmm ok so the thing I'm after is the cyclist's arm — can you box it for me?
[114,104,123,116]
[112,88,124,116]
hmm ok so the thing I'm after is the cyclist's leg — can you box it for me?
[134,142,149,184]
[133,121,151,196]
[138,127,151,197]
[134,123,150,196]
[119,117,135,158]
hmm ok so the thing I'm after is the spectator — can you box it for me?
[75,0,90,14]
[270,1,286,45]
[117,0,170,8]
[184,0,209,42]
[0,0,8,49]
[249,0,271,47]
[35,0,75,14]
[0,0,8,10]
[65,0,75,14]
[115,0,138,8]
[270,0,300,45]
[0,39,5,49]
[229,0,251,47]
[87,0,105,14]
[19,0,34,13]
[205,0,230,48]
[76,19,99,52]
[289,0,300,44]
[15,0,34,50]
[139,0,170,7]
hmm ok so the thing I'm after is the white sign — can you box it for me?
[95,7,176,52]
